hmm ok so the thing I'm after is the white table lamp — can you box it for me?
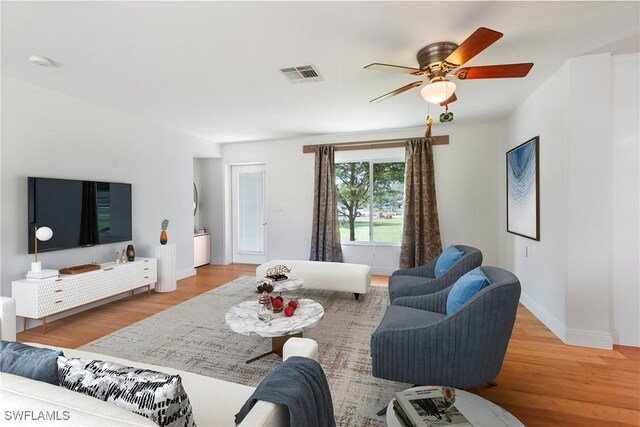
[31,226,53,273]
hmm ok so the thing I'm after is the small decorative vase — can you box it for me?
[126,244,135,261]
[120,249,127,263]
[257,292,273,321]
[160,230,168,245]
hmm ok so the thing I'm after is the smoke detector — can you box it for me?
[29,55,54,67]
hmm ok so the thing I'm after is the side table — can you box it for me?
[386,386,523,427]
[156,243,176,292]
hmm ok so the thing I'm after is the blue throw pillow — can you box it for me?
[434,245,464,277]
[0,341,63,385]
[446,267,490,315]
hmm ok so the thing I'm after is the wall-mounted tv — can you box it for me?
[28,177,132,254]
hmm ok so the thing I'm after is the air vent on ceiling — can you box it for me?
[280,65,324,83]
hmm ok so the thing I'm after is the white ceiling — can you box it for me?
[2,1,639,144]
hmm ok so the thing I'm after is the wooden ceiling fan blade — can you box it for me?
[439,92,457,106]
[455,63,534,80]
[369,81,423,103]
[364,63,423,75]
[444,27,503,66]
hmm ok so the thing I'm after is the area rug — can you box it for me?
[80,277,410,426]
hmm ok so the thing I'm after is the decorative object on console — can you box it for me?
[119,249,127,264]
[160,219,169,245]
[59,264,101,275]
[30,226,54,275]
[507,136,540,241]
[126,245,135,262]
[57,357,195,427]
[25,270,59,281]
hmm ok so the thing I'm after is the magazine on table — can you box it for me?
[394,387,472,427]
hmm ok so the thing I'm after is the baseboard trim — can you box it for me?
[210,257,230,266]
[519,291,566,342]
[565,328,613,350]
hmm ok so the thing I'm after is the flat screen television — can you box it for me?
[28,177,132,254]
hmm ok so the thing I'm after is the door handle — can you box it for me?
[263,222,268,226]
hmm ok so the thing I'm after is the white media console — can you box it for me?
[12,258,157,334]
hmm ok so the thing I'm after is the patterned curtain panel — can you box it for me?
[310,146,344,262]
[399,138,443,268]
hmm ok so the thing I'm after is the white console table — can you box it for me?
[156,244,177,293]
[12,258,157,334]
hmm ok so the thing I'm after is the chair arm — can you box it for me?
[282,337,318,361]
[392,287,451,314]
[389,274,455,302]
[391,258,437,278]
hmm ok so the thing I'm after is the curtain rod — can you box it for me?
[302,135,449,154]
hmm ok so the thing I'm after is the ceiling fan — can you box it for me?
[365,27,534,107]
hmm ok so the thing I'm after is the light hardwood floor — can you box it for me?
[17,264,640,426]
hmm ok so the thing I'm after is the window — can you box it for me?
[336,160,405,243]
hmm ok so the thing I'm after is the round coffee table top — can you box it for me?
[255,276,304,293]
[225,298,323,338]
[386,386,523,427]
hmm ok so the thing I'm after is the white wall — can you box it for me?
[611,54,640,346]
[502,53,639,348]
[207,122,504,274]
[501,61,569,338]
[564,54,613,347]
[198,158,225,264]
[1,77,221,328]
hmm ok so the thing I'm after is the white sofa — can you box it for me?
[256,260,371,300]
[0,297,319,427]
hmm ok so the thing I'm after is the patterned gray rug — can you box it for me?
[81,277,409,426]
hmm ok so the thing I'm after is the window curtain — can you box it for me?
[310,146,344,262]
[399,138,442,268]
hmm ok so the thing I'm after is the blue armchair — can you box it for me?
[371,266,520,388]
[388,245,482,303]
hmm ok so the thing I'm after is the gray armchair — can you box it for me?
[388,245,482,303]
[371,266,520,388]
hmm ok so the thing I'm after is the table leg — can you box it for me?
[147,285,151,296]
[23,317,27,332]
[245,333,303,364]
[42,317,47,334]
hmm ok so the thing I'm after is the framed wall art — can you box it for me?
[506,136,540,241]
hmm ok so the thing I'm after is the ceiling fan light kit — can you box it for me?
[365,27,534,108]
[420,78,456,104]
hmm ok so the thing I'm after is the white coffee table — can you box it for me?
[386,386,524,427]
[225,297,323,363]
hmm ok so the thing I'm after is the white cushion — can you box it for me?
[256,260,371,295]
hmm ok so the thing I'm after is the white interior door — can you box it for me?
[232,164,267,264]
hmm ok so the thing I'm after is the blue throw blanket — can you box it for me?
[235,356,335,427]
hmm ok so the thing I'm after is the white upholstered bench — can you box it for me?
[256,260,371,300]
